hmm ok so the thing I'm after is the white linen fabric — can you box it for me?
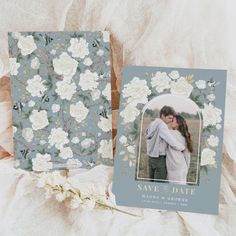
[0,0,236,235]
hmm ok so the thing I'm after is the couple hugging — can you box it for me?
[145,106,193,184]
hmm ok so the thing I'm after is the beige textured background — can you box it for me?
[0,0,236,235]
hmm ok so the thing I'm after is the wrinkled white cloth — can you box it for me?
[0,0,236,235]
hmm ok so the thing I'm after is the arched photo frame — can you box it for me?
[136,94,203,185]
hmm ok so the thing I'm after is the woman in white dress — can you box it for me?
[166,115,193,184]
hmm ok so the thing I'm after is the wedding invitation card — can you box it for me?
[112,66,227,214]
[8,31,112,171]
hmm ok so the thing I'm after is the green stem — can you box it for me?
[96,201,141,217]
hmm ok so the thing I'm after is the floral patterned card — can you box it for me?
[112,66,227,214]
[8,31,113,171]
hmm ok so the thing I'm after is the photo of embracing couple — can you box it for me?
[145,106,194,184]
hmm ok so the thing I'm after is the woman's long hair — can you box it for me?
[175,115,193,153]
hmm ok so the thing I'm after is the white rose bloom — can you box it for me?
[17,35,37,56]
[202,103,222,127]
[70,101,89,123]
[32,153,52,171]
[67,159,82,168]
[59,147,73,159]
[22,128,34,142]
[102,83,111,101]
[105,60,110,66]
[91,89,101,101]
[9,58,20,75]
[119,135,127,144]
[55,80,76,100]
[31,57,40,70]
[170,77,193,97]
[97,49,104,56]
[195,80,206,89]
[52,104,60,113]
[200,148,216,166]
[127,145,136,154]
[68,38,89,59]
[207,135,219,147]
[81,138,94,149]
[83,57,93,66]
[26,75,47,97]
[123,77,151,106]
[40,140,46,145]
[207,94,215,102]
[216,124,222,130]
[168,70,180,80]
[98,114,112,132]
[120,104,140,124]
[151,72,171,93]
[28,100,35,107]
[48,128,69,149]
[71,137,80,144]
[79,69,99,91]
[98,139,113,159]
[51,49,56,55]
[29,110,49,131]
[53,52,78,80]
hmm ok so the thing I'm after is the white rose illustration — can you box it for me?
[200,148,216,166]
[68,38,89,59]
[70,101,89,123]
[207,135,219,147]
[123,77,151,106]
[127,145,136,154]
[120,104,140,124]
[28,100,35,107]
[11,32,21,39]
[59,147,73,159]
[53,52,78,80]
[67,159,82,168]
[9,58,20,75]
[81,138,94,149]
[79,69,99,91]
[98,139,113,159]
[31,57,40,70]
[216,124,222,130]
[55,80,76,100]
[91,89,101,101]
[119,135,127,144]
[98,114,112,132]
[32,153,52,171]
[207,94,215,102]
[83,57,93,66]
[97,49,104,56]
[71,137,80,144]
[26,75,47,97]
[52,104,60,113]
[202,103,222,127]
[195,80,206,89]
[151,72,171,93]
[170,77,193,97]
[17,35,37,56]
[168,70,180,80]
[22,128,34,142]
[102,83,111,101]
[48,128,69,149]
[29,110,49,131]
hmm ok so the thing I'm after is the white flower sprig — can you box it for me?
[33,171,139,217]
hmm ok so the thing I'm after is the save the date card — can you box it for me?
[112,66,227,214]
